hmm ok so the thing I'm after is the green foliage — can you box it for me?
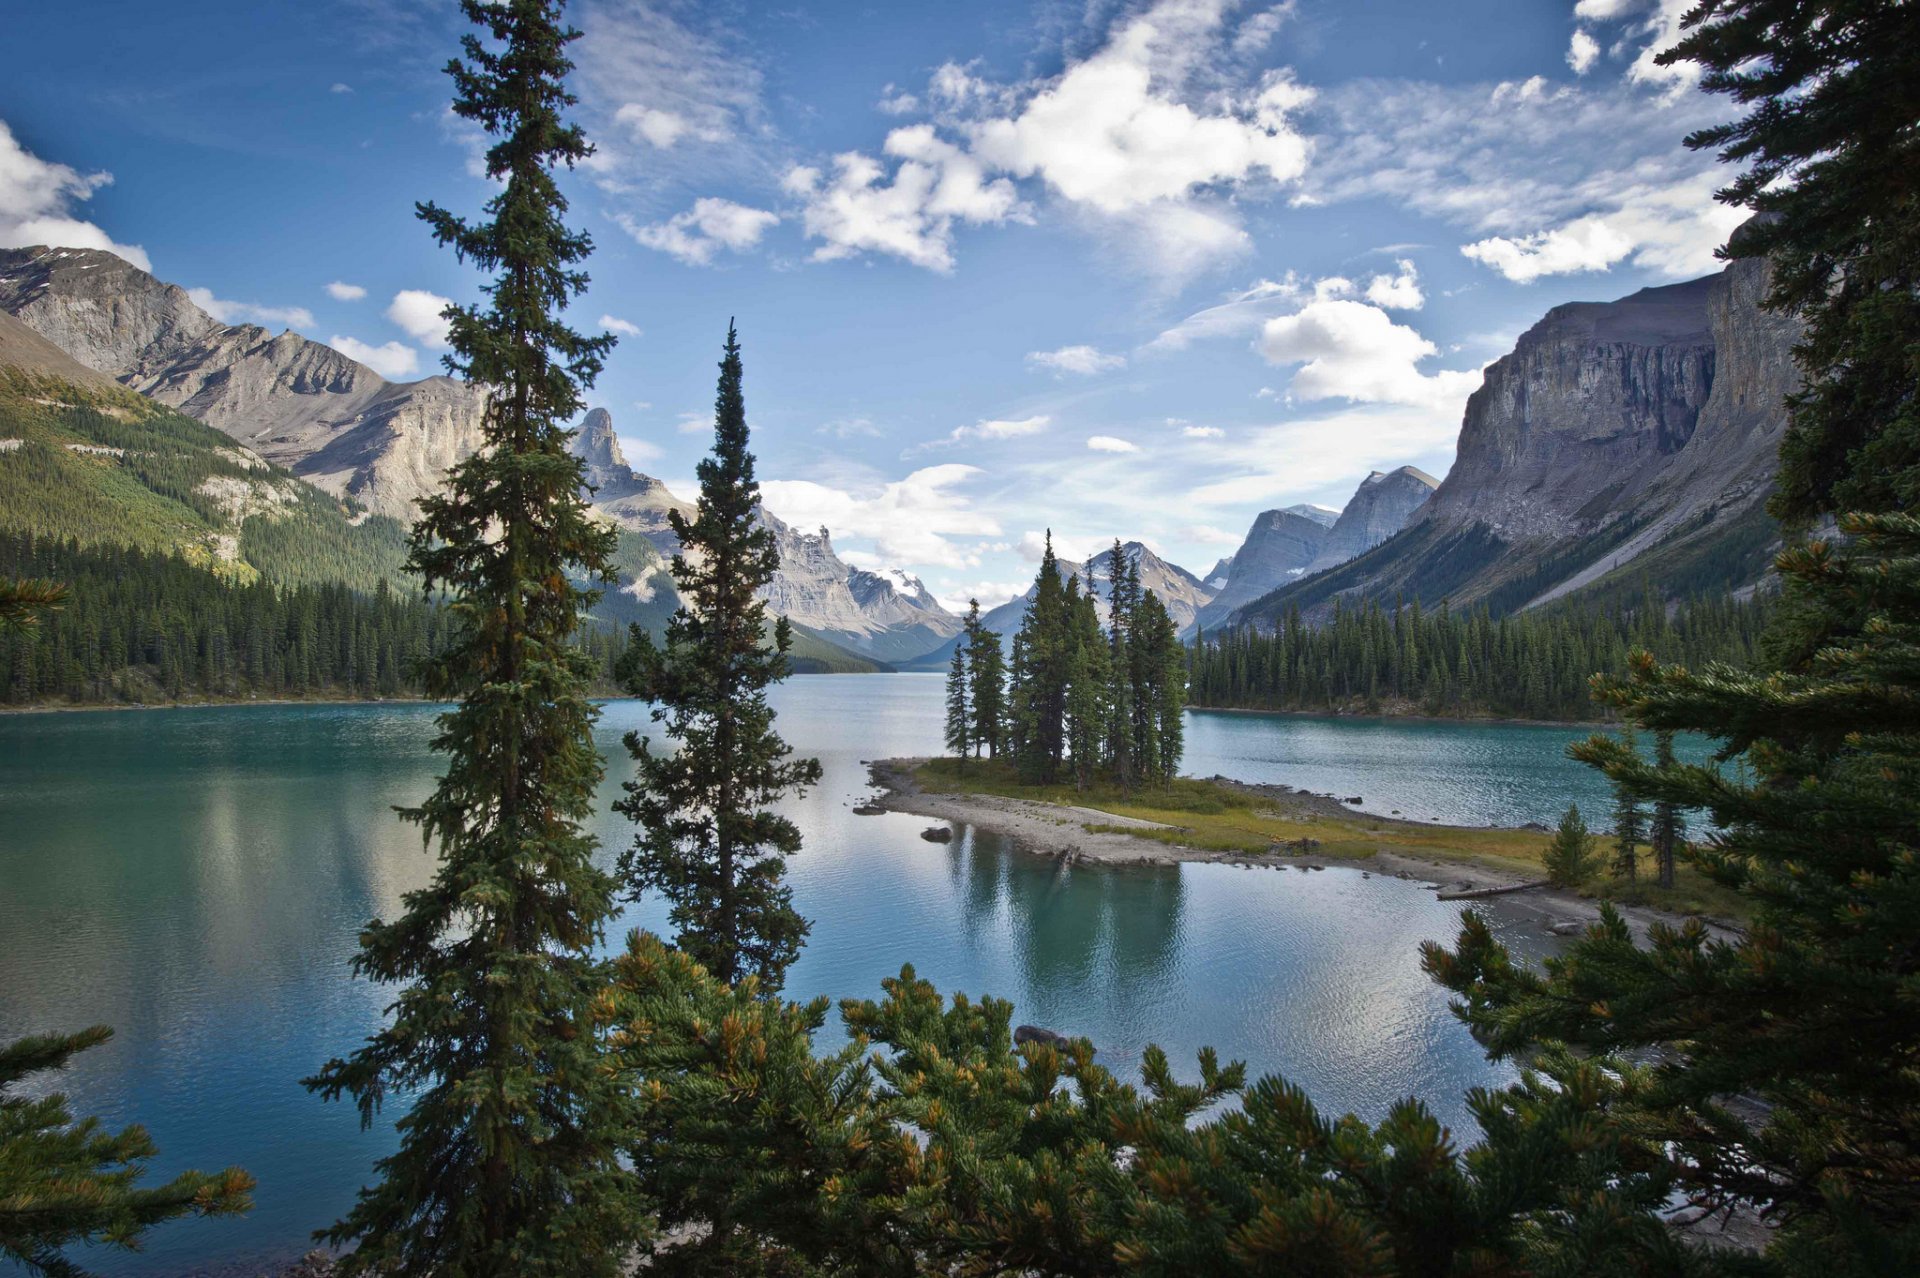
[1609,726,1646,883]
[1665,0,1920,523]
[303,2,643,1271]
[962,598,1004,757]
[0,575,65,633]
[617,325,821,992]
[944,643,971,763]
[0,368,413,594]
[1191,588,1770,722]
[596,936,1703,1277]
[1003,539,1187,790]
[1541,803,1603,889]
[1,1027,252,1278]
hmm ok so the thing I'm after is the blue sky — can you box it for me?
[0,0,1736,609]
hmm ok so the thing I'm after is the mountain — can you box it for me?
[902,541,1211,671]
[0,246,955,664]
[1190,507,1332,635]
[1231,246,1796,629]
[0,310,412,592]
[1301,467,1439,575]
[0,246,489,524]
[1287,503,1341,529]
[757,512,962,662]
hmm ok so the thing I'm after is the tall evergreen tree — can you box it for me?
[961,599,1004,758]
[1062,568,1109,791]
[1139,590,1185,786]
[1609,726,1645,884]
[1104,542,1136,788]
[1649,728,1684,890]
[1,1029,253,1277]
[944,645,971,765]
[617,325,823,993]
[1434,7,1920,1269]
[1008,533,1069,784]
[303,2,641,1270]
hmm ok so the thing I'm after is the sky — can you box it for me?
[0,0,1742,611]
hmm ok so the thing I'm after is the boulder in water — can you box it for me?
[1013,1024,1071,1050]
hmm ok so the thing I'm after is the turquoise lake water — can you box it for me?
[0,677,1656,1275]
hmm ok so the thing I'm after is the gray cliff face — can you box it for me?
[1302,467,1438,575]
[1232,247,1799,627]
[1417,276,1717,542]
[569,406,692,554]
[755,511,961,663]
[1192,509,1331,633]
[0,246,491,522]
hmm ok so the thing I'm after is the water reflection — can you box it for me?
[1,681,1559,1275]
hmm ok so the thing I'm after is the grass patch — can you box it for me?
[911,757,1746,920]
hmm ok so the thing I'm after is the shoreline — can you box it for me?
[866,757,1732,940]
[1186,703,1609,731]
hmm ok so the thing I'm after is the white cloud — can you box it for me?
[329,335,420,380]
[1460,215,1633,282]
[326,280,367,301]
[621,197,777,266]
[330,82,354,95]
[932,414,1050,448]
[785,127,1025,272]
[1186,405,1463,507]
[0,120,150,271]
[1362,259,1423,310]
[386,289,453,347]
[612,104,726,150]
[760,463,1000,569]
[186,288,314,330]
[1303,74,1735,287]
[1182,424,1224,438]
[1016,529,1104,563]
[1087,435,1139,454]
[1623,0,1701,100]
[786,0,1308,278]
[1146,272,1357,352]
[1574,0,1638,17]
[877,85,920,115]
[1027,344,1125,375]
[1567,29,1601,75]
[600,314,643,337]
[1256,299,1482,412]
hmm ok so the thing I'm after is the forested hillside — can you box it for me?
[1190,588,1770,721]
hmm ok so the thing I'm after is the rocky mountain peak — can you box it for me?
[574,407,625,471]
[1302,466,1439,575]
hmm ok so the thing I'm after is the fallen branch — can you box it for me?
[1437,879,1552,901]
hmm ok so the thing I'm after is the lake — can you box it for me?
[0,677,1626,1275]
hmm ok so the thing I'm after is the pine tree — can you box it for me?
[1139,589,1185,787]
[1541,802,1602,889]
[302,2,642,1270]
[1008,534,1069,784]
[1432,8,1920,1266]
[1063,568,1109,791]
[617,325,823,993]
[1104,542,1135,788]
[1648,729,1683,890]
[1609,727,1645,884]
[961,599,1003,757]
[944,644,971,766]
[0,578,66,632]
[1,1029,253,1276]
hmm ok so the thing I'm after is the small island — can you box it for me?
[868,756,1742,932]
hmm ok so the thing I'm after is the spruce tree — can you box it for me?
[961,599,1003,758]
[1063,569,1108,791]
[944,644,971,765]
[1648,729,1684,890]
[1104,542,1136,787]
[1,1029,253,1277]
[1008,534,1069,784]
[1433,7,1920,1266]
[1609,726,1645,884]
[303,2,641,1270]
[0,578,66,631]
[1541,802,1602,889]
[617,325,823,993]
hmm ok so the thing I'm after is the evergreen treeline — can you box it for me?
[1190,588,1771,721]
[949,536,1186,789]
[0,533,630,706]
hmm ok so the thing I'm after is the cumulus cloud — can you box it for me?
[386,289,453,347]
[186,288,314,330]
[1362,259,1423,310]
[931,414,1051,448]
[1256,299,1482,412]
[0,120,150,271]
[785,0,1308,278]
[1086,435,1139,454]
[784,126,1025,272]
[1460,215,1633,282]
[877,85,920,115]
[1027,344,1126,375]
[326,280,367,301]
[621,197,778,266]
[1459,168,1741,282]
[1567,29,1601,74]
[600,314,642,337]
[759,463,1000,569]
[1182,424,1224,438]
[612,103,730,150]
[330,335,420,380]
